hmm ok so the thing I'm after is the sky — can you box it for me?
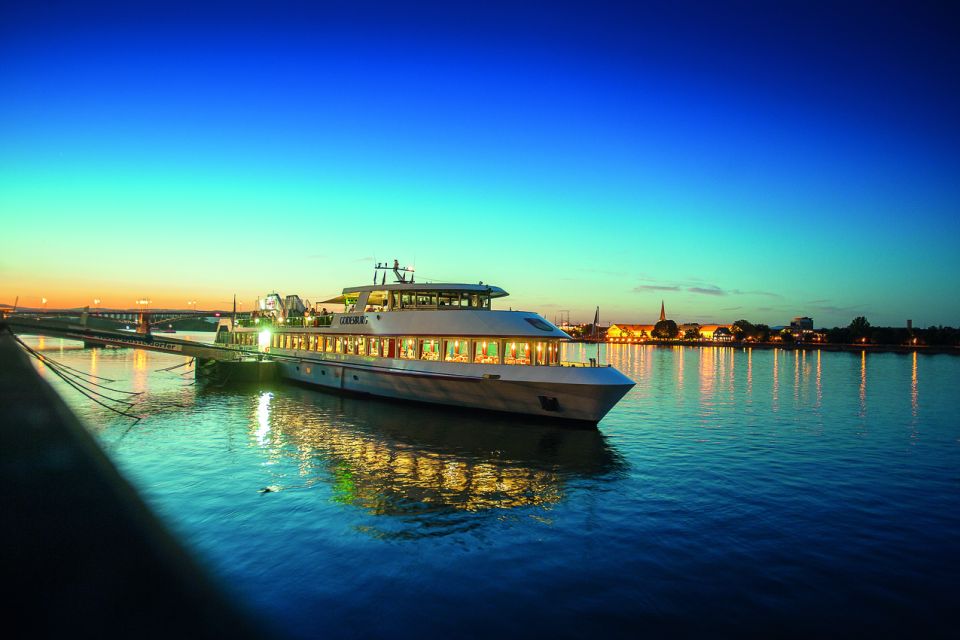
[2,0,958,328]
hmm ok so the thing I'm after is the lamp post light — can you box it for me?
[41,297,48,309]
[93,298,101,309]
[187,300,197,313]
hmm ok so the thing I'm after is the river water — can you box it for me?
[24,335,960,638]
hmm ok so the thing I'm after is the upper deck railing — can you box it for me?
[234,315,334,329]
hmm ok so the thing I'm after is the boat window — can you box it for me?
[383,338,396,358]
[356,336,366,355]
[400,338,417,359]
[535,342,556,365]
[368,337,379,357]
[416,292,438,308]
[525,318,554,332]
[325,336,334,352]
[505,341,531,365]
[335,337,344,353]
[420,338,441,361]
[346,336,357,355]
[474,339,501,364]
[438,292,463,308]
[444,338,471,362]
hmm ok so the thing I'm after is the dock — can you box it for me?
[0,329,264,637]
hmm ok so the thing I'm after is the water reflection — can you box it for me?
[772,348,780,412]
[859,350,867,416]
[235,387,623,530]
[255,391,272,446]
[911,351,919,419]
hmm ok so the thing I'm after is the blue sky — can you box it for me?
[1,1,958,327]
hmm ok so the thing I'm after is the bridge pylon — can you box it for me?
[136,311,151,335]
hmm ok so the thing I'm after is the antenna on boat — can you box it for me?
[375,259,416,284]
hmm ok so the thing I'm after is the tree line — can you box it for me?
[572,317,959,346]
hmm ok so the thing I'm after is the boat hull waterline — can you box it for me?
[269,352,634,423]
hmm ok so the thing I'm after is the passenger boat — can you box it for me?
[228,262,635,423]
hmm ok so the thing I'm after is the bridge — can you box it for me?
[2,306,247,330]
[1,313,275,382]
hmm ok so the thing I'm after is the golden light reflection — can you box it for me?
[816,350,822,408]
[248,392,618,526]
[746,348,752,399]
[859,350,867,416]
[794,349,800,404]
[772,348,779,412]
[256,392,273,446]
[676,345,684,389]
[911,351,918,418]
[728,348,735,395]
[699,346,715,411]
[89,346,99,378]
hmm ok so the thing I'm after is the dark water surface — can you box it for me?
[26,336,960,637]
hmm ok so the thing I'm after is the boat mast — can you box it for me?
[374,259,416,284]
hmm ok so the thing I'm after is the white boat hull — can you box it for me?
[269,350,634,424]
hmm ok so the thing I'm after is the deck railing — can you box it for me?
[234,315,334,328]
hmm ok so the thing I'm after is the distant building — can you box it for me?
[678,323,701,337]
[697,324,734,340]
[712,327,734,342]
[791,316,814,332]
[607,324,655,341]
[607,300,734,342]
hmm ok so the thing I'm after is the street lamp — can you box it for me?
[41,297,47,309]
[93,298,101,309]
[187,300,197,312]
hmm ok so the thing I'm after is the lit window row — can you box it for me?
[241,333,562,365]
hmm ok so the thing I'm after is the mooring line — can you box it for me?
[11,333,142,396]
[156,358,194,373]
[12,336,120,382]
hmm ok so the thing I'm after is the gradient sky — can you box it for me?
[2,1,958,327]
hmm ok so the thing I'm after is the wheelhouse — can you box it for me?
[322,283,509,313]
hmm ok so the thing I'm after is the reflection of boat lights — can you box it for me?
[258,329,271,350]
[256,392,272,445]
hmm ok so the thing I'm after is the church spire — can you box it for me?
[659,300,666,322]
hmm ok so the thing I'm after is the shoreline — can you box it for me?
[573,340,960,356]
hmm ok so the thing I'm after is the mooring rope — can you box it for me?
[11,333,142,396]
[8,330,143,422]
[155,358,194,373]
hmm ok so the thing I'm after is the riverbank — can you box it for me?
[0,330,262,637]
[574,339,959,355]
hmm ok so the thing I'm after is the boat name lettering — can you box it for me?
[339,315,368,325]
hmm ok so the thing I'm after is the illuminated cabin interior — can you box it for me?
[320,283,509,313]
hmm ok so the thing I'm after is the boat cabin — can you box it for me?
[322,283,509,313]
